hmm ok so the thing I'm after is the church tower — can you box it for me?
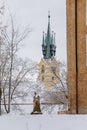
[38,13,59,89]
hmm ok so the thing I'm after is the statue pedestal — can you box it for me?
[31,111,42,115]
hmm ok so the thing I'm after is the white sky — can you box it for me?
[5,0,66,63]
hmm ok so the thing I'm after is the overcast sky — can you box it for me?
[5,0,66,63]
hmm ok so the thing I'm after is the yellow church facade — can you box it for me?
[38,58,59,89]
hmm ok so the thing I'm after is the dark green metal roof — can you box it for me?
[42,13,56,59]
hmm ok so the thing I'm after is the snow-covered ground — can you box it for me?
[0,114,87,130]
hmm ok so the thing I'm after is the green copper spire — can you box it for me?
[42,13,56,59]
[47,11,51,38]
[46,12,51,59]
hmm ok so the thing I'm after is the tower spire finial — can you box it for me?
[48,11,50,23]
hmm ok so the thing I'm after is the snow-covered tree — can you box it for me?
[34,61,68,114]
[0,3,38,114]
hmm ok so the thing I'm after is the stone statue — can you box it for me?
[31,92,42,114]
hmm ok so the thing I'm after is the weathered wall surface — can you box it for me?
[67,0,87,113]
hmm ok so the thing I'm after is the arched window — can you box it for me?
[52,76,55,80]
[42,76,44,81]
[41,65,45,73]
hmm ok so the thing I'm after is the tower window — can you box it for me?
[41,65,45,73]
[42,76,44,81]
[52,76,55,80]
[51,66,56,73]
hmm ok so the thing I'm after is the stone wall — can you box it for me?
[67,0,87,113]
